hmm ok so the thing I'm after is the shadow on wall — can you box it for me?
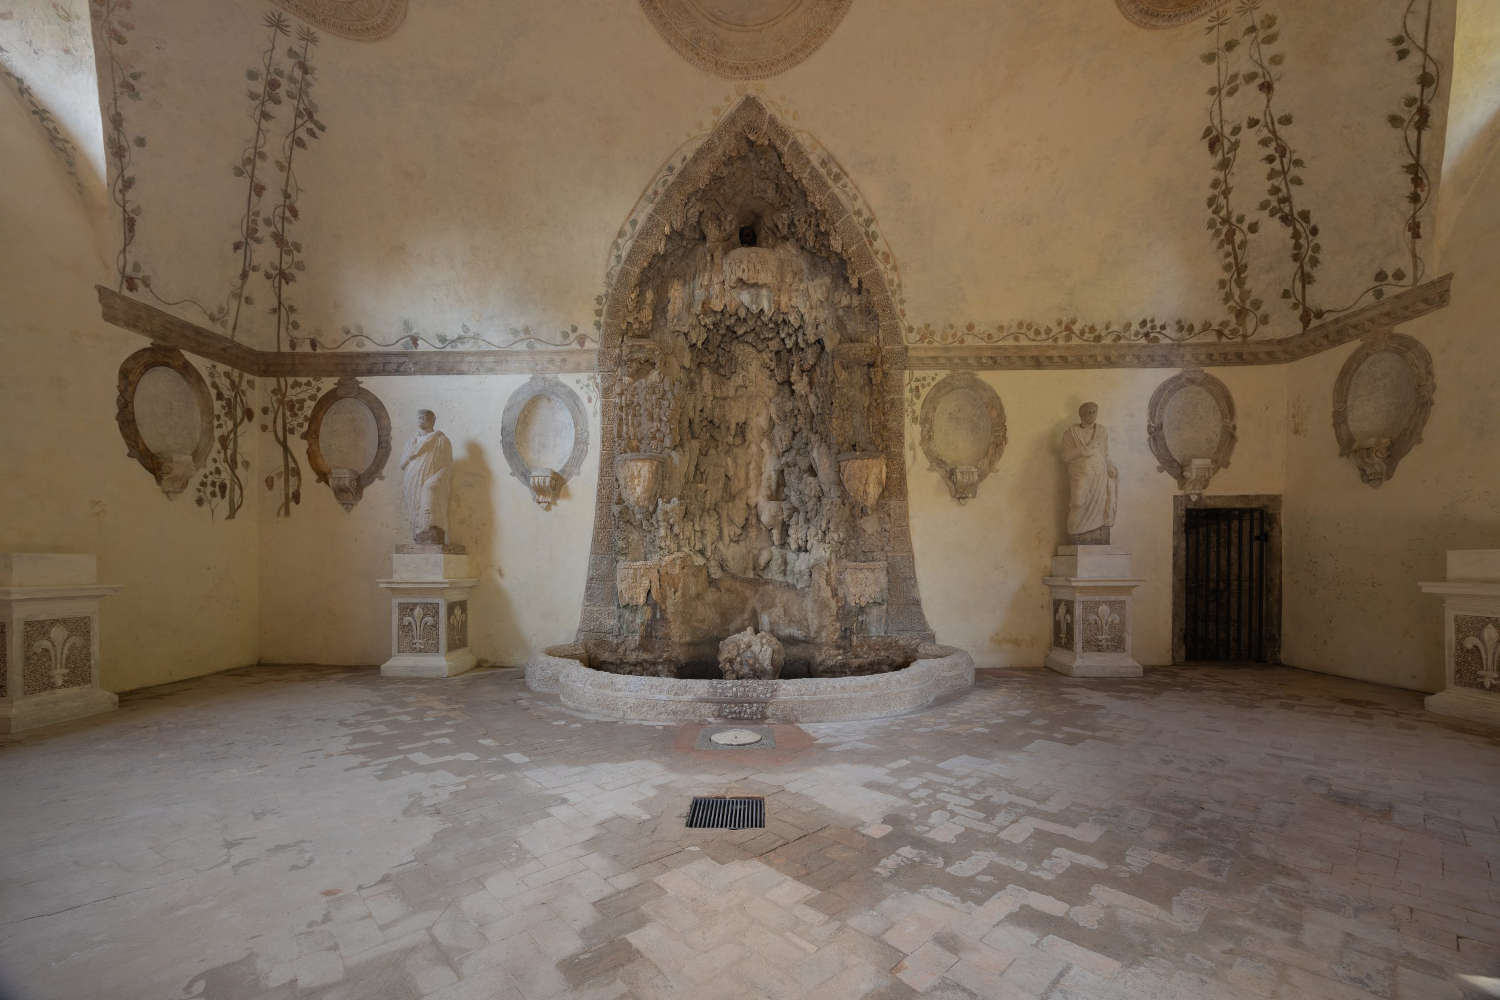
[451,439,517,664]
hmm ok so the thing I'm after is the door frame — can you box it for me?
[1173,494,1283,664]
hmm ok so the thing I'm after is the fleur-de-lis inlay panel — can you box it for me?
[1455,616,1500,691]
[0,621,7,699]
[397,603,441,655]
[448,601,469,651]
[1081,601,1127,654]
[22,617,92,695]
[1053,600,1074,651]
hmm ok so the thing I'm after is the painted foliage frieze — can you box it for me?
[22,618,92,695]
[1453,616,1500,691]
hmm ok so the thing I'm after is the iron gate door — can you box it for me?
[1184,507,1270,662]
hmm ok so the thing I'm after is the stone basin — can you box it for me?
[525,640,974,723]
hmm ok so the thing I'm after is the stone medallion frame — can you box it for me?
[918,372,1007,503]
[268,0,406,41]
[500,374,590,510]
[1146,368,1237,495]
[115,344,214,497]
[575,95,931,644]
[1332,332,1435,488]
[304,376,392,512]
[1115,0,1219,29]
[639,0,853,80]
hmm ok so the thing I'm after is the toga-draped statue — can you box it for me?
[1062,402,1118,545]
[400,409,453,545]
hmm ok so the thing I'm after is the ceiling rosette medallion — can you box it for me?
[639,0,853,79]
[1114,0,1219,29]
[269,0,406,41]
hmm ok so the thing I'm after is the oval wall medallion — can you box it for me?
[268,0,406,41]
[639,0,853,79]
[1146,368,1237,496]
[501,376,590,510]
[1114,0,1218,29]
[116,346,214,499]
[305,377,392,511]
[918,372,1007,504]
[1332,332,1435,488]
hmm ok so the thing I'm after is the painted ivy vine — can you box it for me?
[1382,0,1437,292]
[1237,1,1324,331]
[91,0,144,293]
[261,23,327,517]
[910,316,1245,347]
[1199,9,1266,337]
[196,366,255,517]
[0,46,85,193]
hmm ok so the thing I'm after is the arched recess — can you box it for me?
[575,95,932,644]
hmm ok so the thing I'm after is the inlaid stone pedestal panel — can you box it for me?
[1043,546,1144,678]
[0,553,121,732]
[1420,550,1500,726]
[377,546,477,678]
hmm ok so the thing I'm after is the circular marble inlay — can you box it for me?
[709,728,764,746]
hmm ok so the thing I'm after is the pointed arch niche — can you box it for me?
[574,96,932,645]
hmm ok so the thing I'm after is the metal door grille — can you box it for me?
[685,796,765,830]
[1184,507,1269,662]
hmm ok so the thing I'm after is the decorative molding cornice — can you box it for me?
[98,273,1451,377]
[96,287,598,376]
[907,276,1452,371]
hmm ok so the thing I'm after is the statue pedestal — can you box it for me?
[1043,545,1144,678]
[1419,550,1500,727]
[0,553,121,733]
[378,545,477,678]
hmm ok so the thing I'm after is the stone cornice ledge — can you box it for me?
[907,275,1452,371]
[99,274,1451,376]
[96,286,599,376]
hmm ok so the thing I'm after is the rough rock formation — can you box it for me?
[717,628,785,680]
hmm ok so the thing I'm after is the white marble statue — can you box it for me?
[399,409,454,545]
[1062,401,1118,545]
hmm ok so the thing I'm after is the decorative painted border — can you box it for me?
[1116,0,1220,29]
[97,273,1452,376]
[1146,368,1237,492]
[268,0,406,41]
[304,376,392,511]
[1331,331,1436,488]
[115,344,215,493]
[918,372,1007,504]
[638,0,853,80]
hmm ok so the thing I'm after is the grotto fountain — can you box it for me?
[526,98,973,721]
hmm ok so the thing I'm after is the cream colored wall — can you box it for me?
[1281,50,1500,691]
[255,375,600,667]
[0,87,260,692]
[909,366,1287,669]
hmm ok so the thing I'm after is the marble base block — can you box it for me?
[1419,550,1500,727]
[0,552,121,733]
[378,549,478,678]
[1044,545,1143,678]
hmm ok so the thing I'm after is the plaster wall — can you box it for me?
[909,366,1287,669]
[1281,78,1500,691]
[255,375,600,667]
[0,87,260,693]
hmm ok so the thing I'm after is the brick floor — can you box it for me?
[1,664,1498,998]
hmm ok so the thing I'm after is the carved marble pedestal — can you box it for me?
[0,553,121,733]
[378,546,477,678]
[1419,550,1500,726]
[1043,546,1144,678]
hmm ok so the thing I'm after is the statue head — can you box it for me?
[417,409,436,432]
[1078,402,1099,426]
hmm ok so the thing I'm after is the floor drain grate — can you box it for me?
[685,796,765,830]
